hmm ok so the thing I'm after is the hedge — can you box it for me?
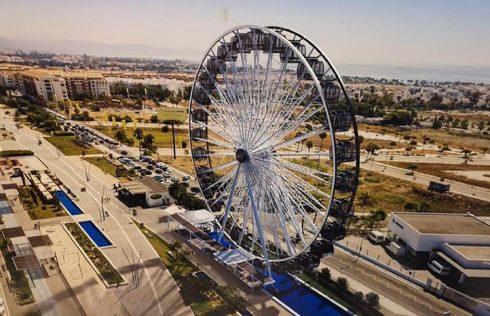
[0,150,34,157]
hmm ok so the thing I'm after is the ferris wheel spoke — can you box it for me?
[202,164,238,192]
[272,157,333,183]
[254,127,324,154]
[192,136,236,150]
[249,164,298,256]
[244,164,271,274]
[250,158,318,243]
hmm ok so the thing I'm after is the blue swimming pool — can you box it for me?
[53,191,83,215]
[209,230,350,316]
[79,220,113,247]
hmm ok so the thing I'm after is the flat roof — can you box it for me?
[394,213,490,235]
[12,254,41,270]
[449,244,490,261]
[121,176,169,195]
[435,251,490,279]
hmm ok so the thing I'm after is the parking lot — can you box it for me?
[57,115,200,194]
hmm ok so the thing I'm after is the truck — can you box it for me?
[428,181,450,193]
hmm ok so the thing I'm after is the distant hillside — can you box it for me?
[0,37,200,61]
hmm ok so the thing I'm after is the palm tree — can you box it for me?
[306,140,313,152]
[133,128,144,156]
[319,132,327,150]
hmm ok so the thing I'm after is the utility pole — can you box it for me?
[171,121,177,159]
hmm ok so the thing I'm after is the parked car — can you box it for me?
[171,176,179,182]
[367,230,385,244]
[190,187,200,193]
[147,165,155,170]
[154,169,163,174]
[163,172,171,178]
[428,260,451,276]
[182,175,191,182]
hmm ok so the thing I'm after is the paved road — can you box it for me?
[322,250,470,316]
[2,113,192,316]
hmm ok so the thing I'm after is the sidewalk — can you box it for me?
[136,208,293,316]
[318,261,416,316]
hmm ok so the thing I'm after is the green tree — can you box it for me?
[365,143,380,157]
[319,132,327,150]
[306,140,313,152]
[115,130,127,143]
[150,115,159,124]
[133,128,144,156]
[358,191,375,208]
[142,133,156,153]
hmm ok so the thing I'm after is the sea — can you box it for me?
[336,64,490,84]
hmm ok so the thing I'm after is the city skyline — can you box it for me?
[0,0,489,69]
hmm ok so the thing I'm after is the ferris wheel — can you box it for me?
[189,25,360,274]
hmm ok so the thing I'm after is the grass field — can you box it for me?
[95,126,188,148]
[384,162,490,189]
[45,136,101,156]
[82,157,127,178]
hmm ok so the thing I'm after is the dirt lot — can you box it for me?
[356,169,490,216]
[358,123,490,153]
[384,162,490,189]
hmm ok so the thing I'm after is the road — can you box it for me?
[2,112,192,316]
[321,250,470,316]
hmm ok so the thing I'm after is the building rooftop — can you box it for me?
[121,176,168,195]
[449,244,490,261]
[394,212,490,235]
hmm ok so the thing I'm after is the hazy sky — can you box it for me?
[0,0,489,67]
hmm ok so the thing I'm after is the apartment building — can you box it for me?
[19,69,69,102]
[61,72,111,99]
[0,64,110,101]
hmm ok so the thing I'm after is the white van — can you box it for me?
[428,260,451,276]
[368,230,385,244]
[387,241,406,256]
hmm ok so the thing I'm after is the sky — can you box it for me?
[0,0,489,70]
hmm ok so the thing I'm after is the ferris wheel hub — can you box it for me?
[235,148,249,163]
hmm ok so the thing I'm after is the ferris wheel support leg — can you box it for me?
[245,164,272,277]
[219,164,241,239]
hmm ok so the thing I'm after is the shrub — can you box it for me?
[336,277,349,290]
[319,267,331,281]
[353,291,364,302]
[0,150,34,157]
[365,292,381,310]
[404,201,419,211]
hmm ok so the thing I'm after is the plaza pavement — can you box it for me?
[2,113,193,316]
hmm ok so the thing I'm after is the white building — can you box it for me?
[387,212,490,283]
